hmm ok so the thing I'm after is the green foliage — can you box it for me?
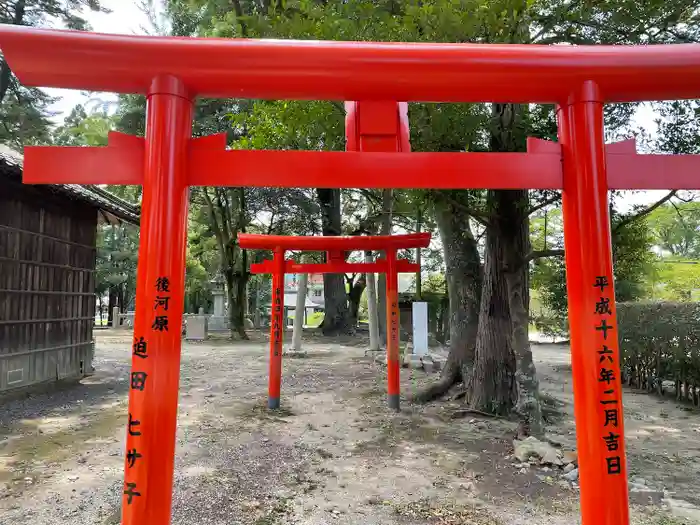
[618,302,700,402]
[647,202,700,259]
[422,273,447,295]
[531,257,569,338]
[530,208,656,337]
[0,0,107,150]
[96,222,139,311]
[611,217,657,302]
[650,260,700,301]
[655,101,700,154]
[53,105,116,146]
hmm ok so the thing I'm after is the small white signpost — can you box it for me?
[412,301,429,356]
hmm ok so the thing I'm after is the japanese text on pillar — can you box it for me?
[273,286,282,355]
[594,275,621,475]
[123,275,172,504]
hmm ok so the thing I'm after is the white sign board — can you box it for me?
[412,301,429,356]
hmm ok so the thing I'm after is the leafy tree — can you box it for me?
[647,201,700,258]
[154,0,700,435]
[0,0,108,149]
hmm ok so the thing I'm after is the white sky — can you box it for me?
[46,0,151,118]
[44,0,671,212]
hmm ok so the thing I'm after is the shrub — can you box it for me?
[618,301,700,404]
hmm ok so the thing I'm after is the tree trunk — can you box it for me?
[252,279,261,329]
[464,191,518,415]
[225,268,247,339]
[348,275,366,326]
[413,191,482,403]
[316,188,353,335]
[377,189,393,342]
[415,206,423,300]
[225,243,249,340]
[504,193,544,437]
[463,189,543,436]
[291,263,308,351]
[463,102,544,431]
[107,287,117,327]
[365,251,380,351]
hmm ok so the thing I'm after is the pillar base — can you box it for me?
[268,397,280,410]
[388,394,400,411]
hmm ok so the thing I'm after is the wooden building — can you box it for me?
[0,145,139,396]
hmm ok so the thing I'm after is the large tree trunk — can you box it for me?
[107,287,117,327]
[376,189,393,342]
[347,275,366,326]
[365,251,380,351]
[225,265,248,340]
[290,267,308,351]
[316,188,353,335]
[464,102,544,432]
[413,191,482,402]
[464,187,543,434]
[464,190,519,414]
[415,206,423,300]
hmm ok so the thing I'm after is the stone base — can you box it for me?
[185,316,207,341]
[284,349,308,358]
[208,315,229,332]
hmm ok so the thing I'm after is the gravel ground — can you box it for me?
[1,332,698,524]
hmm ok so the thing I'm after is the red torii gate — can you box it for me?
[3,25,700,525]
[238,232,431,411]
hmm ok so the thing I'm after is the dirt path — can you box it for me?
[0,333,698,524]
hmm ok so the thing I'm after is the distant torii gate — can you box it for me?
[3,24,700,525]
[238,232,431,410]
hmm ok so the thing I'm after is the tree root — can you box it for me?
[410,362,460,404]
[450,408,500,420]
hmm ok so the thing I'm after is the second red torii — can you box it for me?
[239,232,431,412]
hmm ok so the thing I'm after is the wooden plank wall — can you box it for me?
[0,182,97,394]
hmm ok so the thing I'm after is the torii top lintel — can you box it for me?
[238,233,431,252]
[2,25,700,103]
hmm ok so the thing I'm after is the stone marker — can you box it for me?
[186,316,207,341]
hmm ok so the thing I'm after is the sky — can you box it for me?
[45,0,669,212]
[46,0,152,118]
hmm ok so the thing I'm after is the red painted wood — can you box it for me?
[3,26,700,102]
[249,260,419,275]
[558,84,630,525]
[22,143,700,190]
[189,150,563,189]
[121,78,192,525]
[239,232,431,251]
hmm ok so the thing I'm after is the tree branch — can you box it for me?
[439,192,492,227]
[330,101,346,115]
[613,190,676,233]
[525,249,565,263]
[527,195,561,216]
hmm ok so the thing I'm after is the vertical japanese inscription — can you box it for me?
[390,299,399,359]
[123,275,172,505]
[272,287,282,356]
[593,275,621,475]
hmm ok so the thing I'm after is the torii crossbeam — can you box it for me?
[4,24,700,525]
[239,232,431,411]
